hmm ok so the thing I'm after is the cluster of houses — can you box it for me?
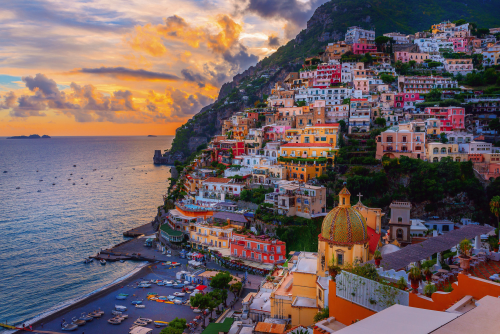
[159,20,500,334]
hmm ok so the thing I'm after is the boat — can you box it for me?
[116,295,127,300]
[119,293,129,296]
[131,300,142,305]
[83,258,93,264]
[135,304,145,309]
[193,308,202,313]
[71,317,85,326]
[174,284,184,289]
[15,187,20,189]
[120,260,125,263]
[137,318,152,324]
[154,321,168,327]
[89,310,102,318]
[108,318,122,325]
[52,183,56,185]
[112,310,123,316]
[61,322,78,331]
[115,305,127,312]
[167,295,176,301]
[80,313,93,322]
[173,292,185,297]
[138,283,151,288]
[73,165,77,167]
[174,299,183,305]
[140,281,150,284]
[133,320,148,327]
[73,183,75,185]
[157,281,164,286]
[100,259,106,265]
[37,190,42,192]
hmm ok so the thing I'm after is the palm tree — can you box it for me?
[490,196,500,231]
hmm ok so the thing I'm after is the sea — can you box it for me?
[0,136,173,328]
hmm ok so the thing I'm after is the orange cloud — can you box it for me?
[126,14,243,57]
[126,23,168,56]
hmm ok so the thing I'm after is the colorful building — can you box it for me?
[424,107,465,131]
[230,234,286,264]
[312,63,341,87]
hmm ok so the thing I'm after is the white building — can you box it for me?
[295,87,352,106]
[345,26,375,44]
[383,32,409,44]
[414,38,453,53]
[341,62,354,83]
[195,177,246,203]
[326,104,350,123]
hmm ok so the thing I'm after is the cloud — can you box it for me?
[267,34,280,48]
[73,66,180,81]
[234,0,328,38]
[0,91,16,109]
[165,87,214,118]
[126,14,258,72]
[181,69,207,88]
[3,0,136,32]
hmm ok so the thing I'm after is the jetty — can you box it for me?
[122,222,153,237]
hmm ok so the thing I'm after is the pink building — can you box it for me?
[352,38,377,55]
[449,37,467,52]
[312,63,341,87]
[424,107,465,131]
[376,128,426,160]
[264,125,291,140]
[394,52,430,63]
[394,93,424,110]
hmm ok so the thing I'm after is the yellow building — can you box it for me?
[426,142,468,162]
[426,118,441,136]
[269,187,382,326]
[189,223,234,251]
[279,143,333,159]
[301,124,339,148]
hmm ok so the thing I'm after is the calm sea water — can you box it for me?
[0,136,173,326]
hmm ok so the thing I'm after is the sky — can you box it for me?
[0,0,327,136]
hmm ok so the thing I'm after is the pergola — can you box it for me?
[368,225,494,271]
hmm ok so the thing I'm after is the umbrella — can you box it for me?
[195,285,207,291]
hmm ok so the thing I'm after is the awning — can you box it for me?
[196,285,207,291]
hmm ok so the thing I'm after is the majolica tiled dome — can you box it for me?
[320,187,369,246]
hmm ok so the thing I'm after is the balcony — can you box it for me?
[232,253,264,263]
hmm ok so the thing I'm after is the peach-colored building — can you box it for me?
[324,41,352,61]
[376,125,426,160]
[353,78,370,93]
[394,52,430,63]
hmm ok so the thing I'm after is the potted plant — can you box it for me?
[423,266,432,282]
[373,250,383,268]
[408,267,422,294]
[328,258,341,279]
[458,239,472,271]
[423,283,436,297]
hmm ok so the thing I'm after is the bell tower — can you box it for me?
[388,201,412,245]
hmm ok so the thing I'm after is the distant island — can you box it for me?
[7,134,51,139]
[147,135,157,137]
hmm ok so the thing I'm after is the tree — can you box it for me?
[160,318,187,334]
[314,307,330,322]
[230,281,243,298]
[209,271,233,305]
[440,133,448,143]
[361,52,373,64]
[211,288,228,307]
[489,118,500,133]
[374,117,387,127]
[490,196,500,228]
[380,73,396,84]
[409,60,417,68]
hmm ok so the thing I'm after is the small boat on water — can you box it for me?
[52,183,56,185]
[61,322,78,331]
[37,190,41,192]
[154,321,168,327]
[115,305,127,312]
[193,308,202,313]
[83,258,93,264]
[100,259,106,265]
[71,317,85,326]
[135,304,145,309]
[16,187,20,189]
[119,259,124,263]
[133,320,148,327]
[174,299,183,305]
[137,318,152,324]
[173,292,185,297]
[138,283,151,288]
[107,318,121,325]
[80,313,93,322]
[112,310,123,316]
[157,281,164,286]
[131,300,142,305]
[118,293,129,297]
[167,295,176,301]
[116,295,127,300]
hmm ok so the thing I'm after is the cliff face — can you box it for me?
[164,0,500,161]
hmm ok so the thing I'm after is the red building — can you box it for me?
[230,234,286,264]
[424,106,465,131]
[215,140,245,165]
[312,63,341,87]
[352,38,377,55]
[394,93,424,110]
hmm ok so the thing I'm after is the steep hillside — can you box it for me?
[165,0,500,161]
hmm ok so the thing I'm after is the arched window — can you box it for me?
[441,148,446,154]
[398,217,403,223]
[433,148,438,154]
[433,157,438,162]
[396,229,403,239]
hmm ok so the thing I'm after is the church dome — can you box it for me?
[320,187,369,246]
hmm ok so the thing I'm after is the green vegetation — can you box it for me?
[239,186,274,204]
[160,318,187,334]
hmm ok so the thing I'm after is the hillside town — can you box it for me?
[153,20,500,334]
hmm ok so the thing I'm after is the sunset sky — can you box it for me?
[0,0,326,136]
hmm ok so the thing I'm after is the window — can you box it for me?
[396,229,403,239]
[336,252,344,266]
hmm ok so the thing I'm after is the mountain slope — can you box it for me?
[166,0,500,160]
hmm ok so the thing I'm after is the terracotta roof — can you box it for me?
[281,143,332,147]
[367,225,494,270]
[255,323,286,334]
[204,177,231,183]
